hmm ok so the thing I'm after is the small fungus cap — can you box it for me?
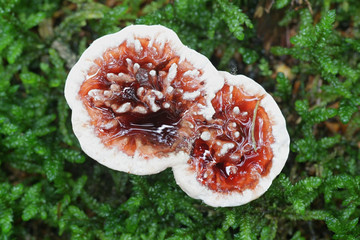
[173,71,290,207]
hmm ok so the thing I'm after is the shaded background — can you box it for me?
[0,0,359,239]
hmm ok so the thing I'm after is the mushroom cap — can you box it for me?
[172,71,290,207]
[64,25,224,175]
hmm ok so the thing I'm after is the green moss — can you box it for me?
[0,0,360,239]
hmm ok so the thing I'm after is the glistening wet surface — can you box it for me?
[78,36,274,193]
[189,85,274,193]
[79,38,206,157]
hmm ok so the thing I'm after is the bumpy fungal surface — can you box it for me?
[173,72,290,207]
[65,25,223,175]
[65,25,290,207]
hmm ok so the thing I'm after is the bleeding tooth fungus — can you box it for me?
[65,25,290,207]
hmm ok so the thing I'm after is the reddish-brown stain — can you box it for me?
[78,39,205,157]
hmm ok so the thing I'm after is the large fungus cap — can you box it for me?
[65,25,289,207]
[65,25,224,175]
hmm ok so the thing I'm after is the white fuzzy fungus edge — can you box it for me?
[64,25,224,175]
[172,71,290,207]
